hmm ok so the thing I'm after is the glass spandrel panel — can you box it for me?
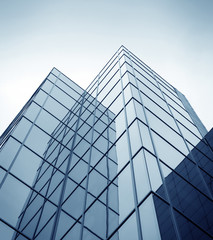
[11,146,42,186]
[12,117,32,142]
[0,137,20,169]
[133,150,151,202]
[0,175,30,227]
[139,195,161,240]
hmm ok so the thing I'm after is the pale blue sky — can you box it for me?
[0,0,213,134]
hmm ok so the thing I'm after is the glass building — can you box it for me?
[0,46,213,240]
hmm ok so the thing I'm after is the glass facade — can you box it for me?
[0,46,213,239]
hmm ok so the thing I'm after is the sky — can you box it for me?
[0,0,213,135]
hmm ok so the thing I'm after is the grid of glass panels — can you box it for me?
[0,46,213,240]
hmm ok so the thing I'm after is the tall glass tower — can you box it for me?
[0,46,213,240]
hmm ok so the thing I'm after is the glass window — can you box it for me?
[111,213,139,240]
[152,131,185,170]
[117,164,135,223]
[0,137,20,169]
[34,90,48,106]
[0,221,19,240]
[144,99,177,131]
[133,150,151,202]
[0,175,31,226]
[24,102,41,122]
[178,122,201,146]
[62,186,85,219]
[41,80,53,93]
[48,72,58,81]
[146,110,189,156]
[51,86,76,109]
[139,195,161,240]
[11,146,42,186]
[12,117,32,142]
[126,100,136,126]
[101,80,122,108]
[35,109,60,135]
[152,195,177,239]
[43,96,68,121]
[84,200,107,239]
[115,109,126,138]
[138,121,154,154]
[145,151,163,192]
[55,211,75,240]
[140,90,169,113]
[123,83,132,104]
[134,100,146,123]
[129,120,141,156]
[109,94,124,115]
[170,107,199,135]
[116,133,130,171]
[25,125,50,156]
[56,80,81,100]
